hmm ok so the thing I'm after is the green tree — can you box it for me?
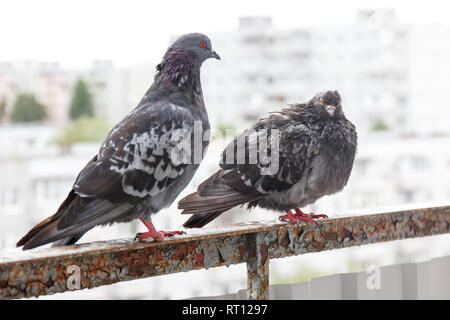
[53,116,111,144]
[0,97,6,121]
[69,79,94,120]
[215,123,236,139]
[10,93,47,123]
[371,118,389,131]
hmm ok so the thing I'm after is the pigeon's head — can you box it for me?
[169,33,221,62]
[311,90,342,118]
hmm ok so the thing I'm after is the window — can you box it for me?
[1,188,20,206]
[36,179,72,200]
[410,156,428,170]
[400,190,414,202]
[356,159,370,174]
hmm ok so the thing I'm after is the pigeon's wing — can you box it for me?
[65,101,197,223]
[220,117,319,194]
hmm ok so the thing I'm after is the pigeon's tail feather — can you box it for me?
[16,190,78,248]
[18,217,69,250]
[51,233,86,247]
[17,193,82,250]
[179,171,262,228]
[16,216,56,248]
[17,190,132,250]
[182,210,227,228]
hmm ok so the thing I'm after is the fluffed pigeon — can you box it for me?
[17,33,220,250]
[179,90,357,227]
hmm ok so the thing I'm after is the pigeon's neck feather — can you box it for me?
[149,49,205,110]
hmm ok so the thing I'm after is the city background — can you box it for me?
[0,1,449,299]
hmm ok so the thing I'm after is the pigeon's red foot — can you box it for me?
[293,208,328,219]
[279,208,328,224]
[157,230,185,237]
[135,218,185,241]
[135,230,185,241]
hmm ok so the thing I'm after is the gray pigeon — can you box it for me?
[179,90,357,227]
[17,33,220,250]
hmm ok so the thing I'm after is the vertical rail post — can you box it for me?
[246,232,270,300]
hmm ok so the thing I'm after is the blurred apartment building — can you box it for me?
[0,125,96,248]
[201,11,450,135]
[1,10,449,132]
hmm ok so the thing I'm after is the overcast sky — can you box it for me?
[0,0,449,68]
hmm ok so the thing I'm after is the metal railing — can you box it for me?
[0,204,449,300]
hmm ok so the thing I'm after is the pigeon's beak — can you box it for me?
[211,49,221,60]
[325,105,336,116]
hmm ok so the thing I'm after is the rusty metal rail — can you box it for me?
[0,204,449,300]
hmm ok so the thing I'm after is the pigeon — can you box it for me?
[179,90,357,227]
[17,33,220,250]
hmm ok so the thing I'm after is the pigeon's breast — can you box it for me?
[258,125,356,210]
[141,164,199,217]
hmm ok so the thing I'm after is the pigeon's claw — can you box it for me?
[135,218,185,242]
[135,230,185,241]
[294,208,328,219]
[135,231,164,241]
[279,208,327,224]
[279,209,317,224]
[158,230,186,237]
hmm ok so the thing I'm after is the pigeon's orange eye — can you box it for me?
[199,41,206,48]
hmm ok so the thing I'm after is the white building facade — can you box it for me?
[201,11,450,136]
